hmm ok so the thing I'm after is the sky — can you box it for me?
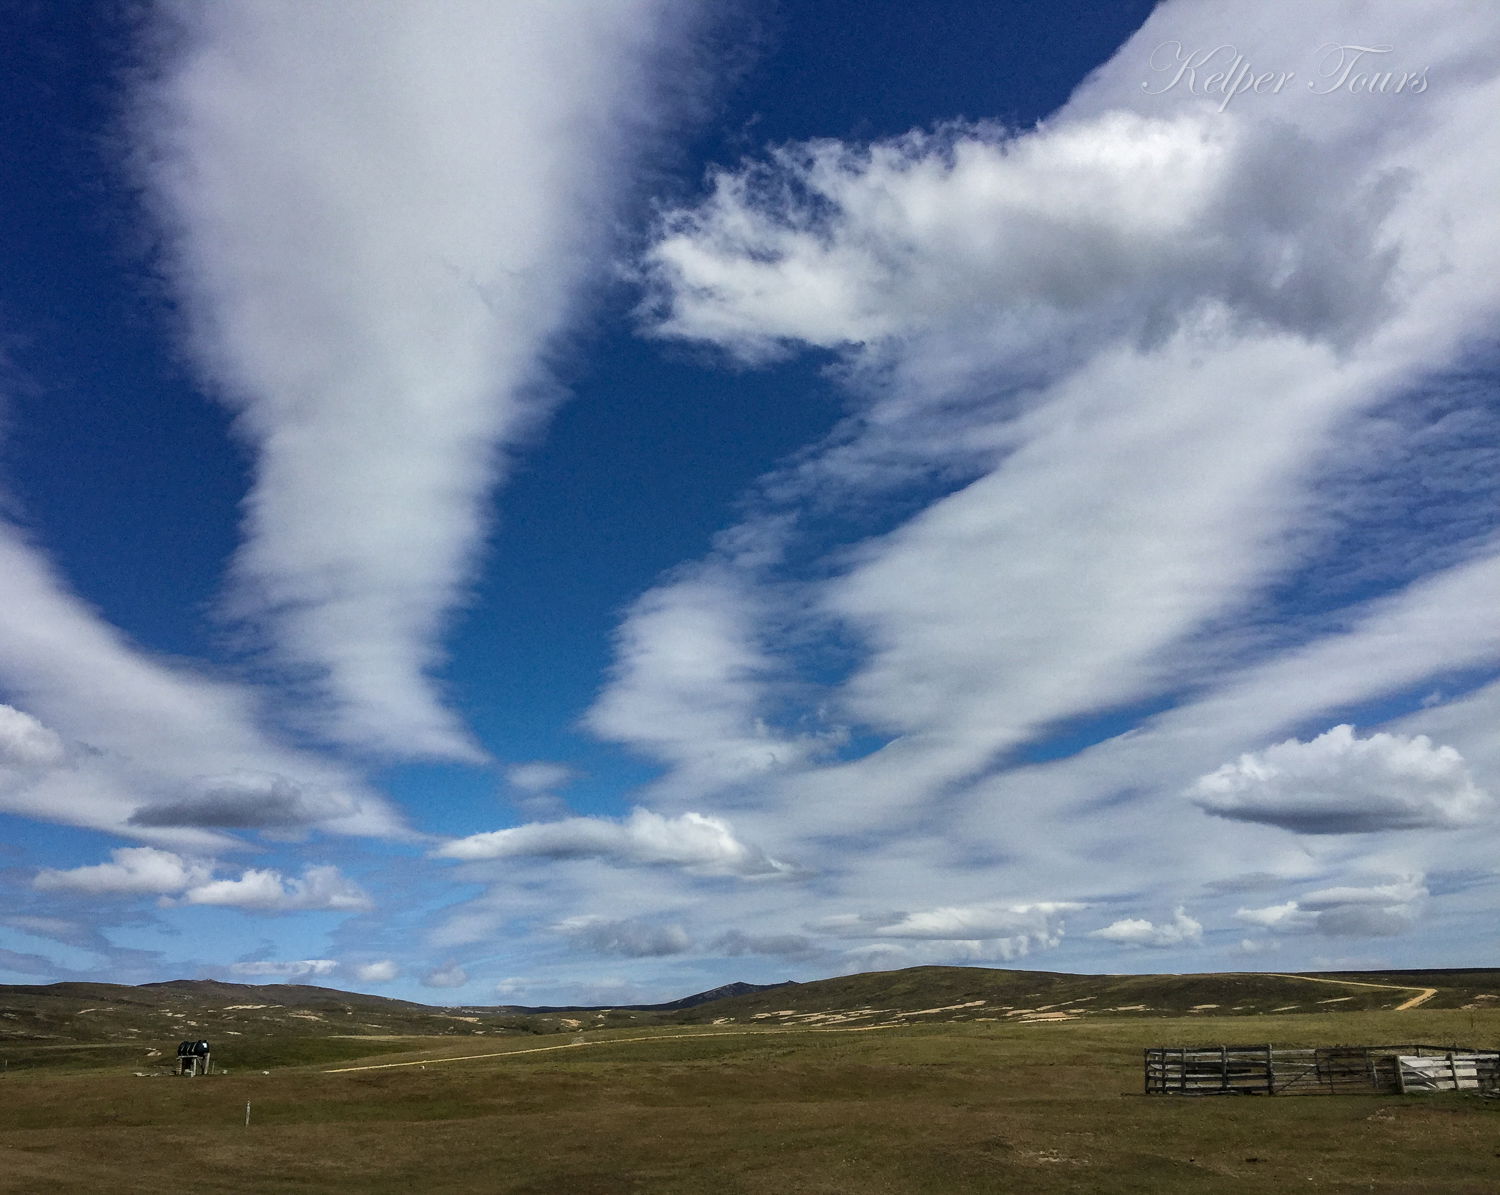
[1,0,1497,1006]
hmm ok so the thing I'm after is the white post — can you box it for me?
[245,1102,251,1129]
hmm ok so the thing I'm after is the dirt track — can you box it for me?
[1262,973,1438,1011]
[325,1024,901,1073]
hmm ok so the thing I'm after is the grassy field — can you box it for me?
[2,1008,1498,1193]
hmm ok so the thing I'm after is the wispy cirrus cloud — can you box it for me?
[585,567,831,799]
[135,0,709,760]
[229,958,338,979]
[556,916,693,958]
[611,38,1498,842]
[564,0,1500,986]
[0,533,403,847]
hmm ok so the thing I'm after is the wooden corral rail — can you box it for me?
[1144,1044,1500,1096]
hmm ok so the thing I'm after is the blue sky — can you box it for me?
[2,0,1498,1004]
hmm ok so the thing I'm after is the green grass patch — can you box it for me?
[2,1012,1498,1193]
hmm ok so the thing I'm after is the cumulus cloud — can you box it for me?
[436,808,794,877]
[31,847,370,914]
[129,770,357,829]
[422,962,469,989]
[136,0,707,758]
[556,916,692,958]
[1236,877,1426,938]
[1088,907,1203,948]
[644,111,1396,364]
[229,959,338,979]
[1189,725,1492,833]
[33,847,214,896]
[181,864,372,912]
[353,959,399,984]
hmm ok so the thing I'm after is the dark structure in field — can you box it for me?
[1144,1044,1500,1096]
[176,1039,212,1077]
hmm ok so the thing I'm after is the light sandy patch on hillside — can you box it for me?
[896,1000,987,1017]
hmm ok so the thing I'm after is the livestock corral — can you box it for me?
[1145,1043,1500,1096]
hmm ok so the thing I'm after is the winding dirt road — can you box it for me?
[1262,973,1439,1011]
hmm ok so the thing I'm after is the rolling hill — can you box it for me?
[661,965,1500,1027]
[4,965,1497,1054]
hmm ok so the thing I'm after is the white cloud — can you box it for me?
[0,526,404,846]
[505,762,578,795]
[136,0,706,759]
[436,808,794,877]
[422,962,469,989]
[129,770,359,830]
[1088,907,1203,948]
[353,959,399,984]
[229,959,338,979]
[556,916,692,958]
[864,902,1078,942]
[544,7,1500,1004]
[1235,877,1426,938]
[839,937,1046,969]
[605,0,1500,872]
[0,704,67,771]
[644,111,1394,363]
[1189,725,1492,833]
[33,847,213,896]
[813,902,1076,967]
[585,569,829,799]
[181,864,373,912]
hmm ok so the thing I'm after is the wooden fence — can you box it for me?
[1143,1044,1500,1096]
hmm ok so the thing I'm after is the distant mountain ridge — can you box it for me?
[4,966,1497,1049]
[479,979,797,1015]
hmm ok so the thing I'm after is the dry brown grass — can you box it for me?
[3,1010,1498,1192]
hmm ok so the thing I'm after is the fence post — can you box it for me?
[1265,1044,1275,1095]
